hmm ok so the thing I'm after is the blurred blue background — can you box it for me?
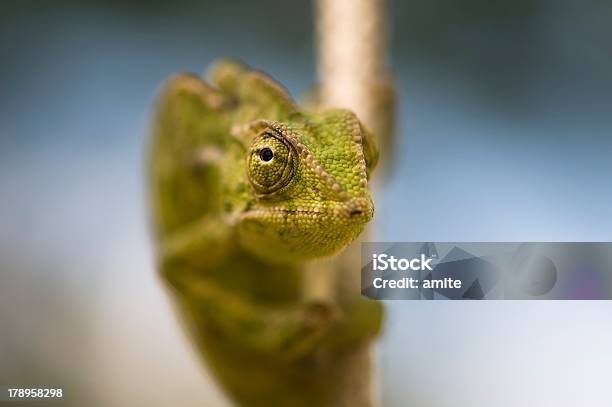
[1,0,612,405]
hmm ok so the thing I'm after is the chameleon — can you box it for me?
[149,59,383,406]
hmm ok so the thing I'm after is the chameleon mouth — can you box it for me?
[242,198,374,223]
[237,197,374,262]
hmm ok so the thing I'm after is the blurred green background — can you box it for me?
[1,0,612,405]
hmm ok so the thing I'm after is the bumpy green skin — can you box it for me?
[150,60,382,406]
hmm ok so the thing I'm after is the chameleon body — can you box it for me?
[149,60,382,406]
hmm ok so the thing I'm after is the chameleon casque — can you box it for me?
[149,59,382,406]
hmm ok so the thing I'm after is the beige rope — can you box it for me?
[317,0,394,151]
[314,1,395,405]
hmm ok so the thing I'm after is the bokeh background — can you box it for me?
[2,0,612,405]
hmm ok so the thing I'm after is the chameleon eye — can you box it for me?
[247,132,296,195]
[259,148,274,162]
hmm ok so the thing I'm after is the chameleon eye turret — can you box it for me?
[247,130,297,195]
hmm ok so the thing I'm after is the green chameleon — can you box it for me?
[149,59,383,406]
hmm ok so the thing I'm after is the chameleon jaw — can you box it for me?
[237,197,373,263]
[240,197,374,224]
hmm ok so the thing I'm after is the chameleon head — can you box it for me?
[237,109,379,264]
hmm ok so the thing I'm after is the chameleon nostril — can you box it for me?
[349,208,363,216]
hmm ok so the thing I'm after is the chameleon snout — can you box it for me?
[342,197,374,223]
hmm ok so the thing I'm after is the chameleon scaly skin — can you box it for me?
[149,60,382,406]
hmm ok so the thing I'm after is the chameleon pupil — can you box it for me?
[260,148,274,162]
